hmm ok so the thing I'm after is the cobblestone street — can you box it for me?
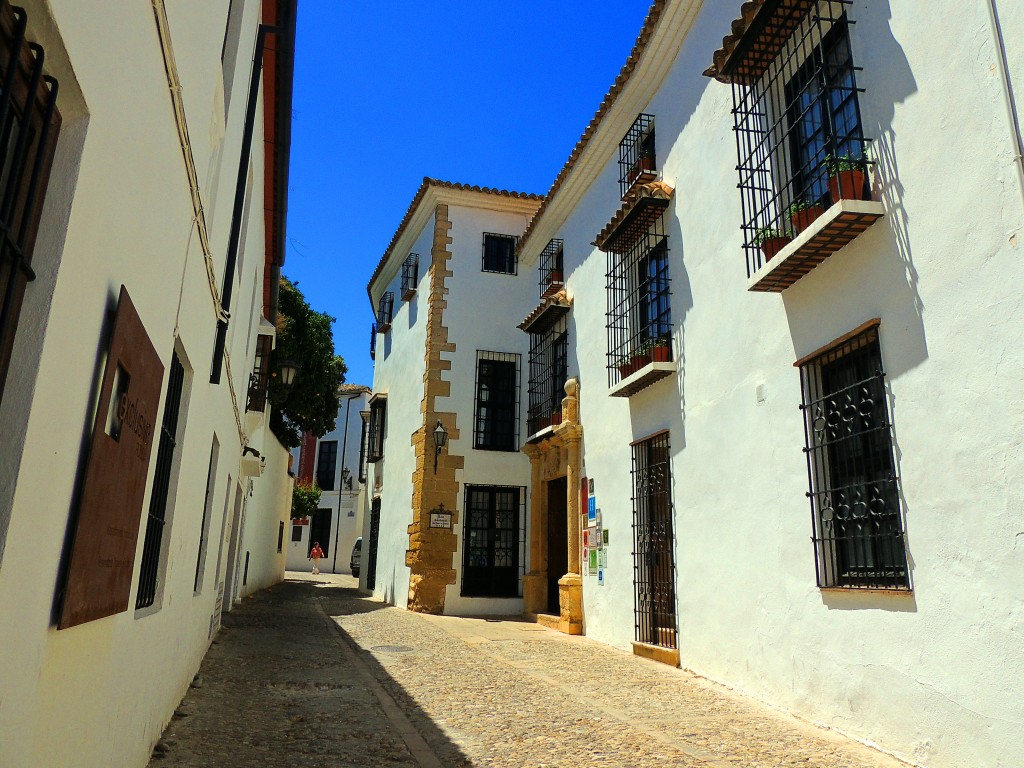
[150,574,908,768]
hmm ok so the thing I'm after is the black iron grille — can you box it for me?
[377,292,394,332]
[366,497,380,590]
[245,333,272,412]
[461,485,526,598]
[316,439,337,491]
[357,412,369,483]
[799,325,908,590]
[538,238,564,298]
[473,351,520,451]
[527,315,567,435]
[606,215,672,387]
[482,233,517,274]
[0,1,60,412]
[619,113,656,198]
[369,323,376,359]
[367,399,386,462]
[730,2,871,277]
[401,252,419,299]
[631,431,677,649]
[136,351,187,610]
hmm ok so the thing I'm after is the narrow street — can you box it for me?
[150,574,907,768]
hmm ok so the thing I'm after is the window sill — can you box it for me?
[747,199,885,293]
[609,361,676,397]
[377,321,392,333]
[402,288,416,301]
[819,586,912,596]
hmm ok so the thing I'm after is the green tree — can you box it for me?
[290,480,322,520]
[269,276,347,447]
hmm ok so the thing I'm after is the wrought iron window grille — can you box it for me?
[461,484,527,598]
[369,323,376,360]
[538,238,564,298]
[527,315,567,435]
[377,292,394,333]
[605,214,672,388]
[799,324,908,590]
[618,113,657,198]
[245,333,272,412]
[401,253,419,300]
[136,351,187,610]
[367,399,386,463]
[726,1,873,279]
[482,232,518,274]
[316,440,338,491]
[631,431,677,649]
[357,412,369,483]
[473,350,521,451]
[0,1,61,412]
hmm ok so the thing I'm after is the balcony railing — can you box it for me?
[245,334,273,412]
[377,292,393,333]
[369,323,376,360]
[538,238,564,299]
[619,113,656,198]
[401,253,419,300]
[527,316,567,435]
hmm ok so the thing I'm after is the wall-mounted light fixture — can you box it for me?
[432,420,448,474]
[278,359,299,391]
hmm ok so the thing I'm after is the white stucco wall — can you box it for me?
[0,2,292,766]
[518,2,1024,767]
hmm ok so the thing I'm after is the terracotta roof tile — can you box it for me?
[703,0,816,84]
[593,181,674,252]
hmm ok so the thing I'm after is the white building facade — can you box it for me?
[0,2,297,766]
[366,2,1024,766]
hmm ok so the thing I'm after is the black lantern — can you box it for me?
[432,419,448,473]
[278,359,299,390]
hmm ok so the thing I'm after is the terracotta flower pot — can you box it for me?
[618,362,635,379]
[759,236,792,261]
[790,205,825,234]
[632,352,650,371]
[550,411,562,426]
[828,169,867,202]
[651,345,671,363]
[546,270,563,285]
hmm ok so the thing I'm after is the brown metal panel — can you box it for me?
[58,287,164,629]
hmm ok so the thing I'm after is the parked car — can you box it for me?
[349,537,362,578]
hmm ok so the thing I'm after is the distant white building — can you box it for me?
[287,383,370,573]
[0,2,298,767]
[364,2,1024,766]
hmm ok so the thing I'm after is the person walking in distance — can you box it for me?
[309,542,324,574]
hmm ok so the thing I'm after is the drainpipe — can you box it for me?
[211,22,282,383]
[987,0,1024,215]
[331,392,359,572]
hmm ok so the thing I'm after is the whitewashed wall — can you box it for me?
[438,204,535,616]
[0,2,291,767]
[529,2,1024,766]
[364,218,434,606]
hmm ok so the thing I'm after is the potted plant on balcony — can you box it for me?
[626,148,656,185]
[752,226,792,261]
[651,335,671,363]
[549,408,563,427]
[616,353,635,380]
[786,198,825,234]
[544,267,563,286]
[822,154,868,203]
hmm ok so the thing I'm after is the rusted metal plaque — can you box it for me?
[58,287,164,629]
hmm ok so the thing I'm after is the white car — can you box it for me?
[349,537,362,578]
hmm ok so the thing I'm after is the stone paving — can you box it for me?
[150,573,909,768]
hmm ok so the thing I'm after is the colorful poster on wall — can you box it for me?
[588,496,596,524]
[589,549,598,572]
[598,549,608,568]
[598,568,605,586]
[582,547,590,576]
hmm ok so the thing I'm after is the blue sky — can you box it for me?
[284,1,655,388]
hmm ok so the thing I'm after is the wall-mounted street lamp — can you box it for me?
[432,420,448,474]
[278,359,300,391]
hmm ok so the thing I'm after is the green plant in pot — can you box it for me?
[632,338,654,370]
[615,353,634,379]
[651,335,671,362]
[821,153,868,203]
[752,226,792,261]
[786,198,825,234]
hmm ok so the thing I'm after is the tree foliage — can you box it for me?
[290,481,322,520]
[269,276,347,448]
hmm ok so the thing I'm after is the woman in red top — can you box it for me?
[309,542,324,574]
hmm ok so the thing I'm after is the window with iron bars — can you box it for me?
[357,412,369,482]
[0,2,61,414]
[316,440,338,491]
[461,484,526,598]
[401,252,419,300]
[538,238,564,298]
[367,399,386,462]
[369,323,376,360]
[631,431,677,649]
[724,1,871,277]
[606,216,672,387]
[137,350,188,610]
[799,323,908,590]
[618,113,657,198]
[527,315,567,435]
[245,333,272,412]
[482,233,517,274]
[377,292,394,333]
[473,351,520,451]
